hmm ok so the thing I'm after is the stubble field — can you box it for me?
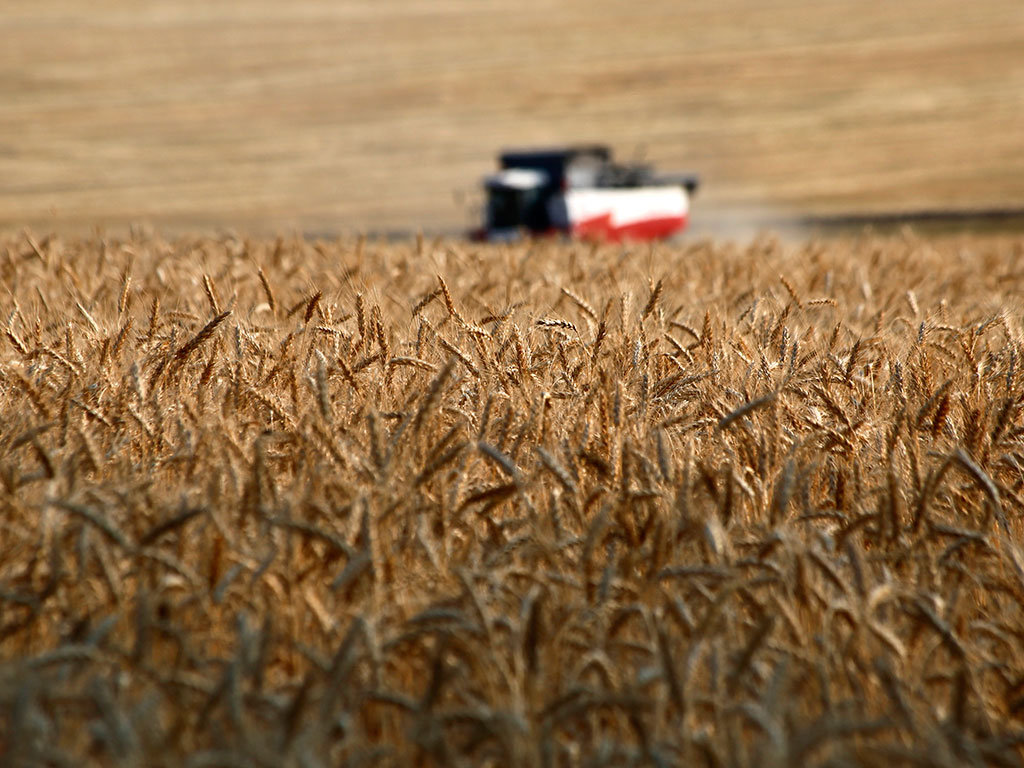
[2,230,1024,765]
[4,0,1024,233]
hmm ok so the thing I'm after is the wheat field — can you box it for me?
[2,229,1024,766]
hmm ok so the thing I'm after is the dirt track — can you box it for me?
[3,1,1024,233]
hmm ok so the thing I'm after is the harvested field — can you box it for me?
[4,1,1024,233]
[2,230,1024,765]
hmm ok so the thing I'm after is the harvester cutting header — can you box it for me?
[474,145,699,242]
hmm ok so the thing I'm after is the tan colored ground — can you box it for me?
[3,1,1024,233]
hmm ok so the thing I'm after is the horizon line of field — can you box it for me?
[9,204,1024,243]
[297,204,1024,242]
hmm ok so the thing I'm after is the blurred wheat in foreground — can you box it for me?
[1,229,1024,767]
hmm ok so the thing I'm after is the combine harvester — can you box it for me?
[474,145,699,242]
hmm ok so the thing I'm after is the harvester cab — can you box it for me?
[483,168,551,240]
